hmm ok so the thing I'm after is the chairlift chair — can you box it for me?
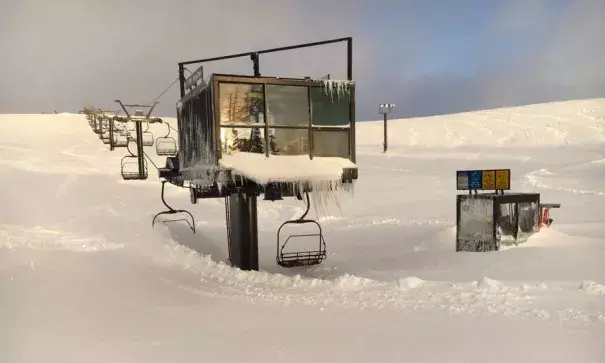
[119,120,136,137]
[141,121,155,146]
[120,142,148,180]
[112,135,128,148]
[276,192,327,268]
[120,155,148,180]
[93,119,102,134]
[100,129,111,144]
[118,120,131,137]
[155,122,178,156]
[129,121,154,146]
[152,180,196,233]
[113,120,125,132]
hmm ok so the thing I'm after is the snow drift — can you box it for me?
[2,99,605,362]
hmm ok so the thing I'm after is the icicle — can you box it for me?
[319,79,354,102]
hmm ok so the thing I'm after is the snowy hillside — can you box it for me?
[2,99,605,362]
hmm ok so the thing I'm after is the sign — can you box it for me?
[468,170,483,189]
[495,169,510,190]
[482,170,495,190]
[456,171,469,190]
[184,65,204,91]
[456,169,511,191]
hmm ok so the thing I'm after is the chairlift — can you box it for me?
[156,122,178,156]
[120,155,148,180]
[120,142,148,180]
[152,180,196,233]
[112,135,128,148]
[113,120,124,132]
[130,121,154,146]
[100,127,111,144]
[118,120,132,137]
[141,121,154,146]
[93,118,102,134]
[276,192,327,268]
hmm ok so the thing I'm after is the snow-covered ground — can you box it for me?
[2,99,605,362]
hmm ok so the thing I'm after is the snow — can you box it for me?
[580,280,605,296]
[2,99,605,362]
[219,152,356,183]
[219,152,356,216]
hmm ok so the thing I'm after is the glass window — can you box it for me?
[266,85,309,126]
[268,128,309,156]
[310,86,351,126]
[497,203,517,235]
[458,198,494,251]
[312,130,350,158]
[220,127,266,155]
[219,83,265,125]
[518,202,538,233]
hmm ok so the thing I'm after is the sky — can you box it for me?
[1,0,604,121]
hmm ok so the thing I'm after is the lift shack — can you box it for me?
[456,169,560,252]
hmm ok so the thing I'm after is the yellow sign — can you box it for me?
[482,170,495,190]
[495,169,510,190]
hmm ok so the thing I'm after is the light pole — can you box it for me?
[379,103,395,153]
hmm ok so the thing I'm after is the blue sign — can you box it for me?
[468,170,483,189]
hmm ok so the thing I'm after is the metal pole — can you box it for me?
[178,37,351,67]
[379,103,395,153]
[251,52,260,77]
[263,85,269,157]
[228,192,260,271]
[347,38,353,81]
[383,112,388,153]
[135,121,145,178]
[109,117,115,151]
[178,64,185,99]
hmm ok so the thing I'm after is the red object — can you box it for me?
[540,207,550,228]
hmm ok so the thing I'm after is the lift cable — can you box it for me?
[145,67,195,107]
[146,77,179,106]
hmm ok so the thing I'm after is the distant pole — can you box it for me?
[379,103,395,153]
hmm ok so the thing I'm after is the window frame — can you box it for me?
[212,74,355,161]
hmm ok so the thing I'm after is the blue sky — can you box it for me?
[1,0,603,120]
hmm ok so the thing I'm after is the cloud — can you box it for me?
[474,0,605,109]
[0,0,374,117]
[364,1,605,120]
[1,1,603,120]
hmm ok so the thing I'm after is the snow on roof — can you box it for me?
[218,152,356,185]
[219,152,357,216]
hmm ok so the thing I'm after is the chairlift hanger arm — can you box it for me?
[115,100,158,119]
[121,103,155,108]
[115,100,130,118]
[100,110,120,118]
[145,102,158,119]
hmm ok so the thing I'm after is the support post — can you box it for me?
[347,37,353,81]
[228,192,259,271]
[251,52,260,77]
[383,113,388,153]
[135,121,145,179]
[109,117,115,151]
[178,64,186,99]
[96,114,102,133]
[379,103,395,153]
